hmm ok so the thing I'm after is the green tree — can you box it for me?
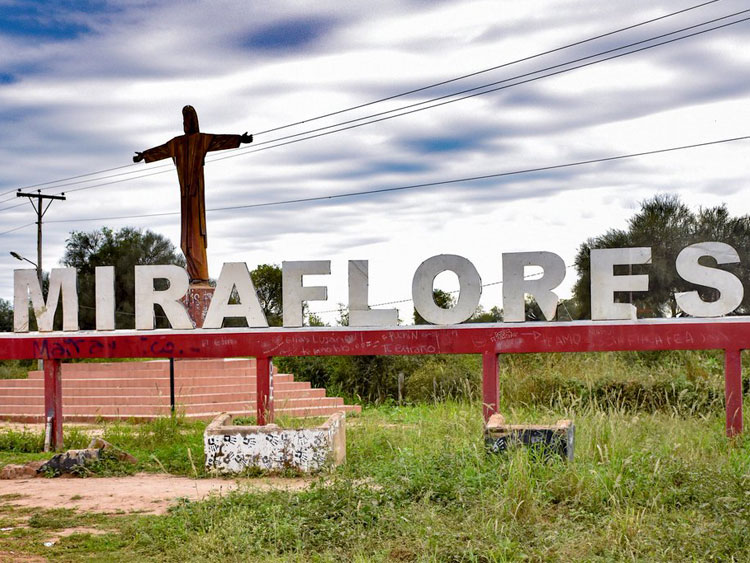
[573,194,750,319]
[413,289,454,324]
[0,298,12,332]
[250,264,283,326]
[62,227,185,329]
[470,305,503,323]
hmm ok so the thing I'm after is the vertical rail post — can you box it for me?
[169,357,175,415]
[256,356,274,425]
[43,359,63,451]
[482,351,500,422]
[724,348,743,437]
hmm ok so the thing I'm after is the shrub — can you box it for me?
[405,355,481,402]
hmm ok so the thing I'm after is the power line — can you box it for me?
[311,271,569,316]
[0,162,136,200]
[34,134,749,226]
[0,222,35,237]
[208,11,750,163]
[0,202,27,213]
[5,10,744,204]
[0,0,726,201]
[251,0,723,137]
[52,12,750,196]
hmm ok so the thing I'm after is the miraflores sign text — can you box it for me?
[12,242,745,332]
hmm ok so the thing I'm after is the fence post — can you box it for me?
[482,351,499,422]
[43,359,63,451]
[256,356,274,425]
[724,348,743,437]
[169,357,175,415]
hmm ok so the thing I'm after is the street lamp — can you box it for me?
[10,251,37,268]
[10,251,41,286]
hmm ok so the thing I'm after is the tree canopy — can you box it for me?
[250,264,283,326]
[572,194,750,319]
[0,298,12,332]
[62,227,185,329]
[413,289,454,324]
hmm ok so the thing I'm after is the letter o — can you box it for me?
[412,254,481,325]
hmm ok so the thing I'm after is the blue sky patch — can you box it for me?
[241,17,334,51]
[404,136,478,153]
[0,1,111,40]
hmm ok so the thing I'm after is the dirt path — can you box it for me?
[0,473,311,515]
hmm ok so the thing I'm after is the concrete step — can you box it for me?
[54,397,345,416]
[0,379,42,387]
[0,381,315,398]
[27,359,261,377]
[60,382,316,397]
[6,388,328,407]
[0,404,361,424]
[0,386,45,397]
[0,395,344,412]
[1,357,359,423]
[45,373,295,388]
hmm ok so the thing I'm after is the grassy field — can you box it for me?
[0,351,748,561]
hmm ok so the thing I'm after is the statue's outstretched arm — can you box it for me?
[134,142,172,163]
[207,133,253,153]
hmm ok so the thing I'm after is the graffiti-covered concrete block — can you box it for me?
[204,412,346,473]
[484,413,574,461]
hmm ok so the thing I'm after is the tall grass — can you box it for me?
[0,359,34,379]
[111,401,750,561]
[1,350,748,560]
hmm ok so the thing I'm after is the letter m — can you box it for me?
[14,268,79,332]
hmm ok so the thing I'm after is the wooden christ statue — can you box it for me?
[133,105,253,284]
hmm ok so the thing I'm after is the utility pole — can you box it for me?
[16,189,66,366]
[16,190,66,288]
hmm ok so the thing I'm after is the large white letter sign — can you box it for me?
[95,266,115,331]
[412,254,481,325]
[502,252,566,322]
[134,265,192,330]
[203,263,269,328]
[282,260,330,327]
[348,260,398,327]
[590,247,651,320]
[14,268,79,332]
[675,242,743,317]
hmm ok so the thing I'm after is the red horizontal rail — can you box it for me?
[2,318,747,444]
[1,318,749,360]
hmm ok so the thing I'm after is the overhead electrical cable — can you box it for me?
[3,10,743,205]
[251,0,723,136]
[311,269,581,317]
[0,202,28,213]
[207,11,750,163]
[30,134,749,226]
[0,223,35,237]
[0,0,726,201]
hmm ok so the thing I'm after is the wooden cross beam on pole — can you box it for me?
[16,190,67,288]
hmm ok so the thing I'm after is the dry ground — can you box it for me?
[0,473,311,515]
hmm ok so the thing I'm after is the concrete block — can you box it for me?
[204,411,346,474]
[484,414,574,461]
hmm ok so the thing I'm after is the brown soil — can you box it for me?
[0,473,311,515]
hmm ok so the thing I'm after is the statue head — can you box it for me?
[182,105,200,134]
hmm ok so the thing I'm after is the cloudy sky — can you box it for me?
[0,0,749,325]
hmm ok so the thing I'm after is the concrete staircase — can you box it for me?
[0,358,360,423]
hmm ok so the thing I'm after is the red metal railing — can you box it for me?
[1,318,747,449]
